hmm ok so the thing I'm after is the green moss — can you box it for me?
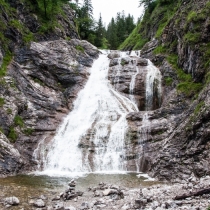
[187,11,197,22]
[119,24,148,50]
[8,127,18,143]
[166,54,202,96]
[167,54,191,81]
[0,127,4,134]
[121,60,126,66]
[75,45,84,53]
[177,82,203,97]
[9,20,24,31]
[194,101,205,115]
[6,108,12,114]
[205,72,210,84]
[33,78,44,86]
[164,77,173,86]
[153,45,167,54]
[23,128,34,136]
[156,21,168,38]
[0,52,13,77]
[14,115,24,128]
[184,32,201,44]
[0,97,5,107]
[23,32,34,44]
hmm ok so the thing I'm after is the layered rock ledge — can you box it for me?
[0,39,99,176]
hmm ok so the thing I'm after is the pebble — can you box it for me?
[4,196,20,206]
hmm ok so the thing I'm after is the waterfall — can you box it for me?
[39,51,137,176]
[129,65,139,110]
[114,51,127,90]
[135,60,162,171]
[145,60,162,111]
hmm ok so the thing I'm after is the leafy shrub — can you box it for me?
[14,115,24,127]
[164,77,173,86]
[23,128,34,136]
[194,101,205,115]
[7,108,12,114]
[184,32,201,44]
[153,45,167,54]
[177,82,202,97]
[0,98,5,107]
[8,127,18,143]
[187,11,197,22]
[75,45,85,53]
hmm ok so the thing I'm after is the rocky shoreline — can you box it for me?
[1,175,210,209]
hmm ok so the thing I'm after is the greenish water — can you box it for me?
[0,173,161,209]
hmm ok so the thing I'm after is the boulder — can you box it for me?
[0,133,23,176]
[29,199,45,208]
[121,57,131,65]
[53,202,65,210]
[103,189,119,196]
[109,58,119,67]
[108,51,120,59]
[65,206,76,210]
[4,196,20,206]
[137,58,148,66]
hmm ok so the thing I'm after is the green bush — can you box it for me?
[0,97,5,107]
[177,82,202,97]
[7,108,12,114]
[184,32,201,44]
[8,127,18,143]
[33,78,44,86]
[75,45,84,53]
[14,115,24,127]
[187,11,197,22]
[0,127,4,134]
[23,128,34,136]
[205,72,210,84]
[167,54,202,97]
[153,45,167,54]
[0,52,13,77]
[164,77,173,86]
[194,101,205,115]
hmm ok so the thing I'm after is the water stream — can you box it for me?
[38,51,137,176]
[34,50,162,177]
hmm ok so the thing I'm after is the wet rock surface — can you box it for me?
[1,176,210,209]
[106,43,210,183]
[108,51,161,111]
[0,39,99,176]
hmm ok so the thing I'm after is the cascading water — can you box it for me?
[145,60,162,111]
[129,64,139,108]
[135,60,162,171]
[114,52,127,90]
[39,51,138,176]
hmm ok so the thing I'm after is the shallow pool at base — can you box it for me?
[0,173,162,209]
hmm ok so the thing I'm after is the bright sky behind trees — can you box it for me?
[78,0,144,26]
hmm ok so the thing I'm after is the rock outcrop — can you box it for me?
[118,0,210,181]
[0,39,99,175]
[108,52,161,111]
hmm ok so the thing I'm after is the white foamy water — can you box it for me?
[129,64,139,110]
[145,60,162,111]
[38,51,138,176]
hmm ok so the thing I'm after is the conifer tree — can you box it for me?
[106,18,118,49]
[95,13,104,47]
[77,0,94,40]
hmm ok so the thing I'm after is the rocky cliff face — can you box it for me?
[0,0,99,176]
[0,39,99,176]
[118,0,210,181]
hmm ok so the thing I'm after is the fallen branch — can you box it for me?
[174,188,210,200]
